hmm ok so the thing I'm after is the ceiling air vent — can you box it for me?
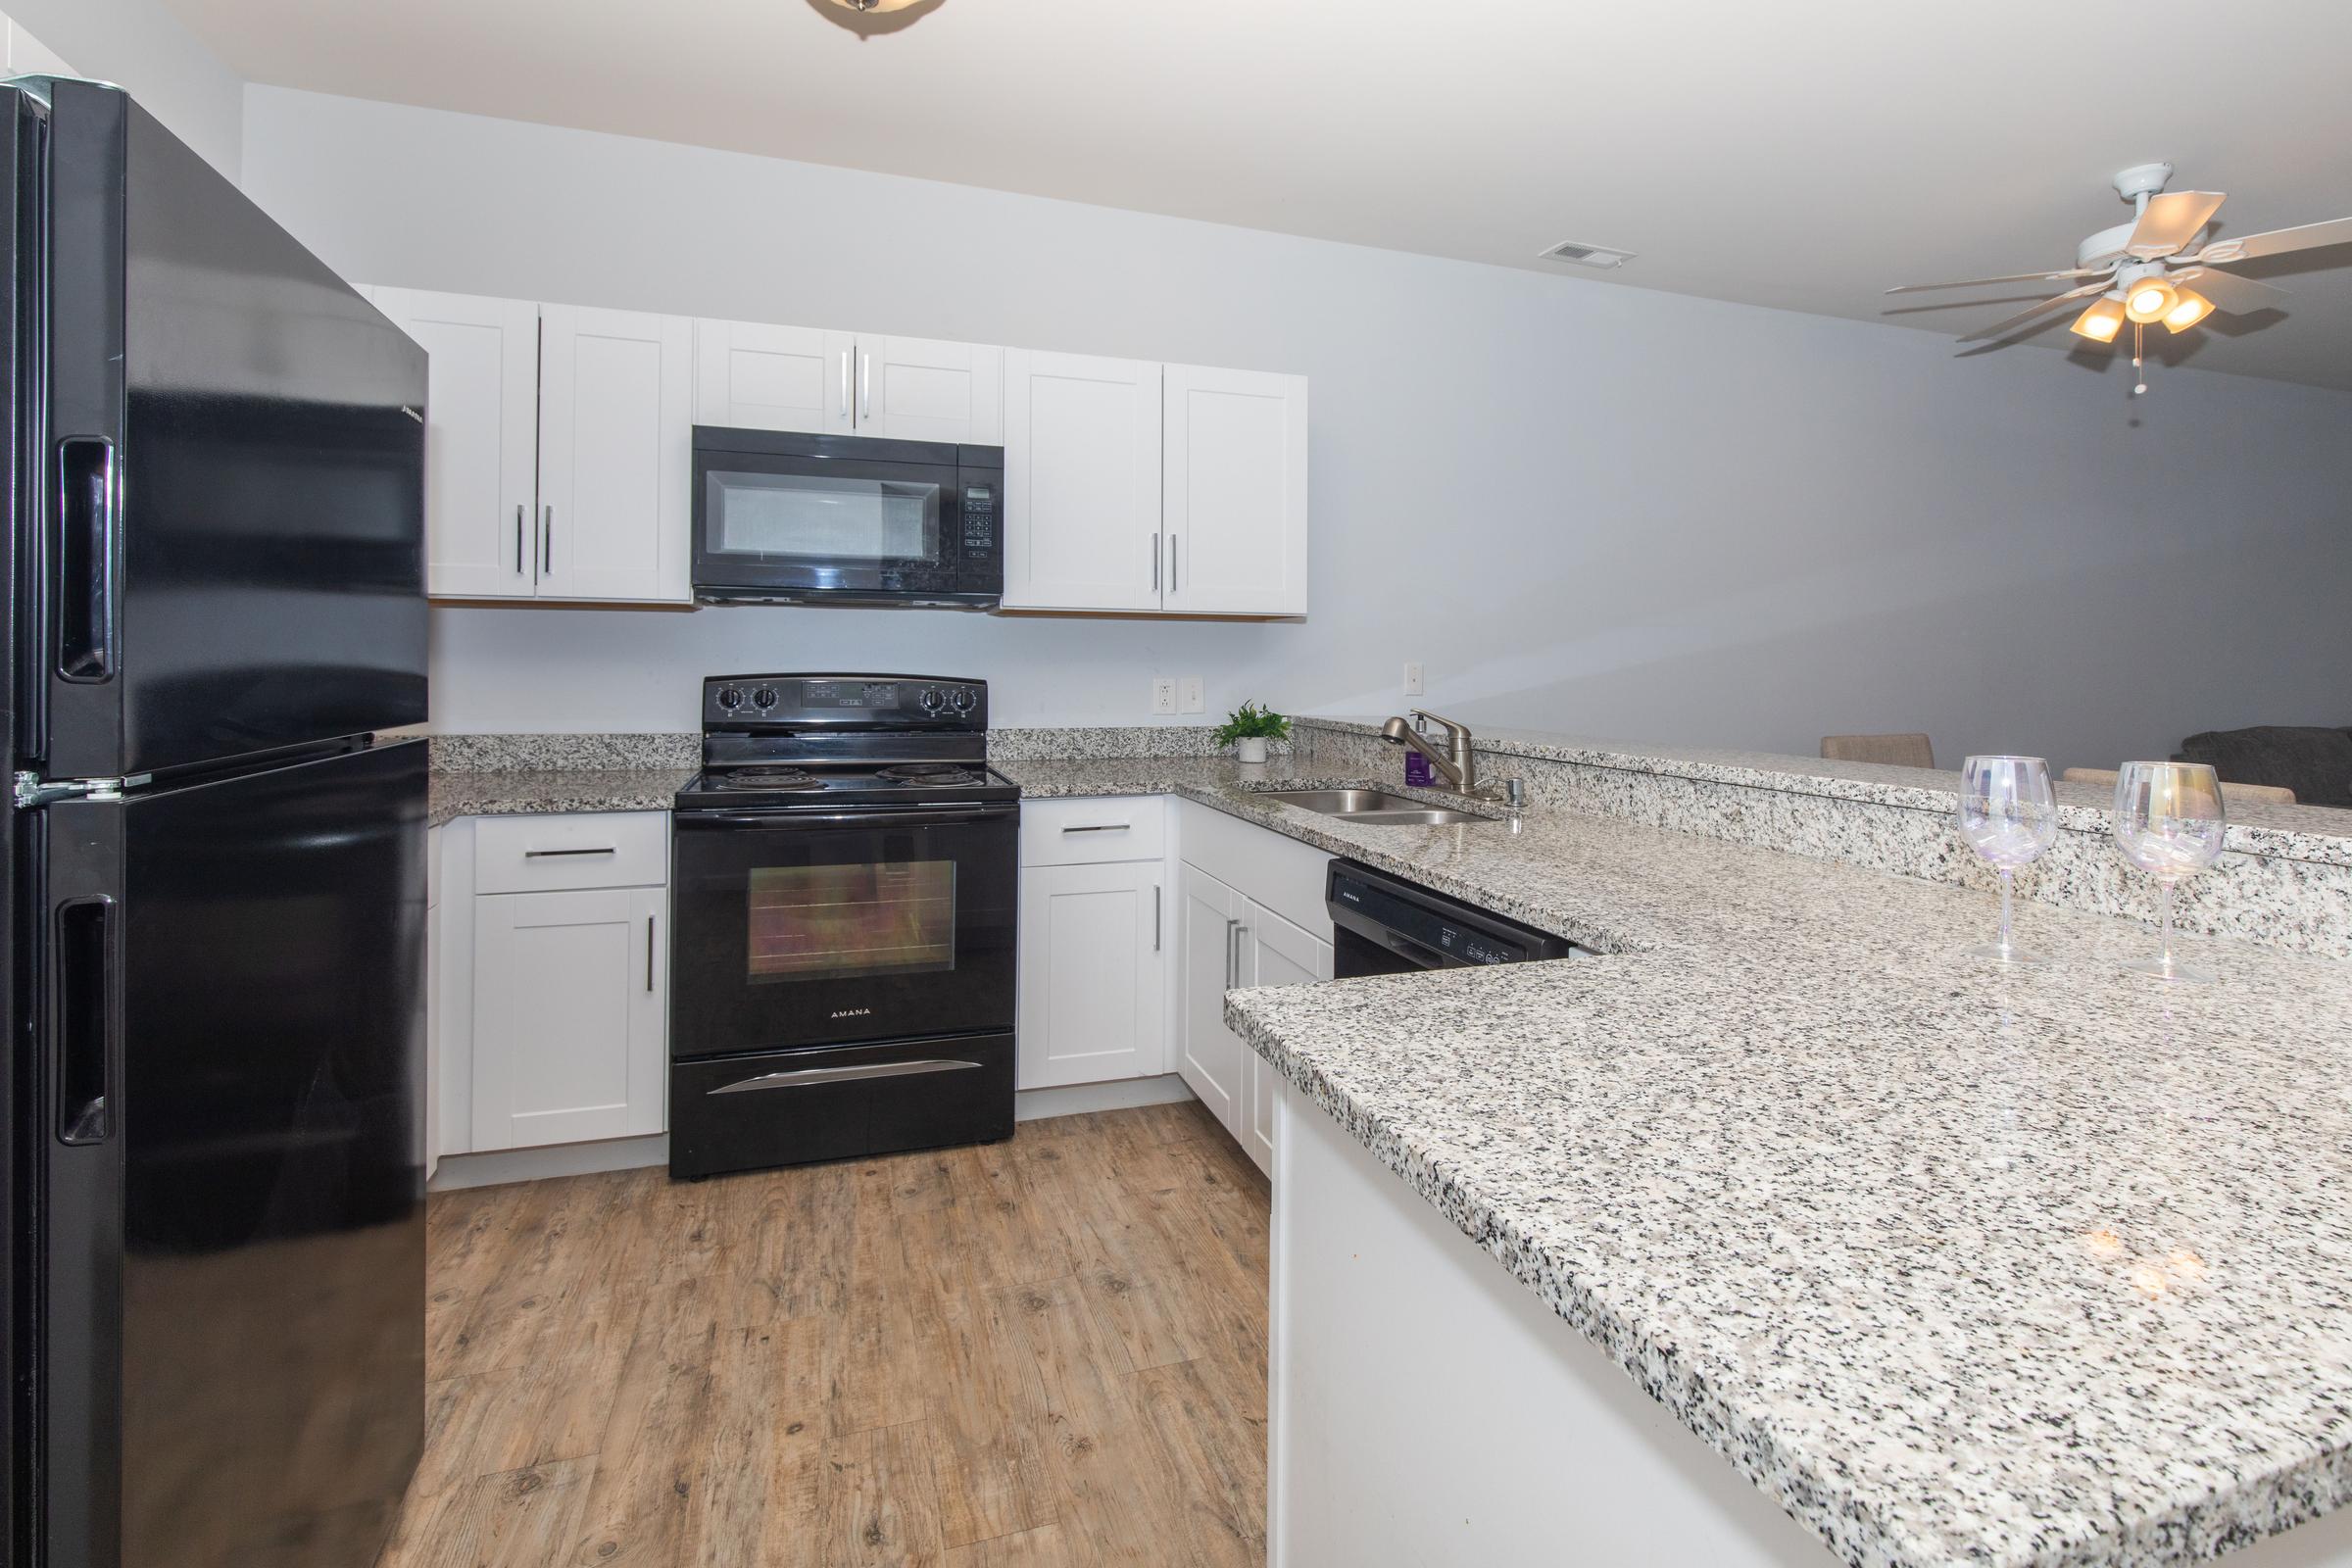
[1539,239,1635,270]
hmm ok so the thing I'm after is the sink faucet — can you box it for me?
[1381,710,1488,797]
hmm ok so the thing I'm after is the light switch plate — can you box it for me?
[1179,676,1205,714]
[1403,662,1424,697]
[1151,677,1178,716]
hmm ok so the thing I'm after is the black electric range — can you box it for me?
[667,674,1020,1179]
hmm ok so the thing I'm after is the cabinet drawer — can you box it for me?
[1177,797,1332,937]
[1020,796,1166,866]
[474,810,669,893]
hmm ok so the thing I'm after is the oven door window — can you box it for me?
[748,860,956,984]
[707,468,943,566]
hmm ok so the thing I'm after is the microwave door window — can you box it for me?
[710,471,942,564]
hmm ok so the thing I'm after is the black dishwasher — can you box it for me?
[1327,859,1584,976]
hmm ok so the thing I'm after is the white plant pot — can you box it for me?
[1235,737,1269,764]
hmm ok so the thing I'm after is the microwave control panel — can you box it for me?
[960,484,996,560]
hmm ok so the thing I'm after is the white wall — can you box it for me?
[2,0,242,179]
[242,85,2352,769]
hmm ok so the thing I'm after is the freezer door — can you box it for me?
[31,740,427,1568]
[35,80,426,780]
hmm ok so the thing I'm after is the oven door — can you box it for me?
[692,438,1000,603]
[670,803,1018,1057]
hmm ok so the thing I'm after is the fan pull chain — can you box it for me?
[2132,322,2148,397]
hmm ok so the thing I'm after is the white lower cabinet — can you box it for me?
[1017,859,1166,1088]
[1175,799,1334,1177]
[1176,860,1250,1133]
[434,810,671,1160]
[470,885,667,1150]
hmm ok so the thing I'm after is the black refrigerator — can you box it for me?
[2,80,430,1568]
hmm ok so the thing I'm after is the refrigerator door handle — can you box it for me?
[55,435,122,683]
[52,897,119,1144]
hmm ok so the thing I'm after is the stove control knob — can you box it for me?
[752,686,779,710]
[715,686,744,711]
[919,687,947,713]
[949,687,977,713]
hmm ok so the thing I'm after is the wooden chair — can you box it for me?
[1820,733,1934,769]
[2062,765,2296,806]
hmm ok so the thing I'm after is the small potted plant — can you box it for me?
[1214,701,1290,764]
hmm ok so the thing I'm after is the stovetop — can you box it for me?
[677,760,1021,812]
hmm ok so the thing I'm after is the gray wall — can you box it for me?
[4,0,242,178]
[241,85,2352,771]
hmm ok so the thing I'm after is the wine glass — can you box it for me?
[1955,756,2060,964]
[2112,761,2226,983]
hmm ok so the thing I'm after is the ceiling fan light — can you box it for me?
[2070,296,2126,343]
[2123,278,2178,324]
[2162,288,2214,332]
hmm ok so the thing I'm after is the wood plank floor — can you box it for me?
[375,1102,1271,1568]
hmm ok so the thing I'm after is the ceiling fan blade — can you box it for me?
[2170,266,2289,315]
[1885,265,2111,294]
[2126,190,2227,258]
[2188,215,2352,265]
[1956,281,2111,343]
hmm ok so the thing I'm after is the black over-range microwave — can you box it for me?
[691,428,1004,608]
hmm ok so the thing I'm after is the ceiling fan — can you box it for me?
[1887,163,2352,394]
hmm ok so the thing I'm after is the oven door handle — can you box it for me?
[674,806,1020,831]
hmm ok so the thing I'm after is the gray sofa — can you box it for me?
[2177,726,2352,808]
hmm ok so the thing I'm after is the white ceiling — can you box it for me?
[172,0,2352,390]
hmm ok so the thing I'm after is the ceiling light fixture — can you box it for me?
[2069,295,2126,343]
[2123,276,2178,324]
[2161,288,2214,333]
[826,0,927,10]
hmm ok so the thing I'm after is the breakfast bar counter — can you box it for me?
[996,739,2352,1567]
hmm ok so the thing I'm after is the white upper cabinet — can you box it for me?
[693,318,855,435]
[1162,365,1310,616]
[693,322,1003,444]
[1002,350,1165,612]
[859,335,1005,444]
[368,287,539,600]
[537,306,693,604]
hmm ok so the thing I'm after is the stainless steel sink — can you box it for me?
[1253,788,1490,825]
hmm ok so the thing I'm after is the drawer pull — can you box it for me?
[522,846,618,858]
[710,1058,982,1094]
[1060,823,1131,834]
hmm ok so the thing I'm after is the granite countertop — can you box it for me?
[997,752,2352,1568]
[427,766,694,828]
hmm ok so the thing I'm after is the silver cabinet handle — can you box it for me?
[840,350,852,419]
[858,351,871,423]
[523,846,617,858]
[1224,916,1238,986]
[1168,533,1178,596]
[514,505,525,574]
[711,1058,982,1094]
[1233,921,1249,984]
[1152,531,1161,593]
[541,505,553,574]
[646,914,656,992]
[1060,823,1131,834]
[1154,885,1162,953]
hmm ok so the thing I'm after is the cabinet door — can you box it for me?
[1002,350,1163,612]
[1175,859,1246,1134]
[470,886,666,1150]
[859,335,1005,444]
[693,318,855,435]
[1239,903,1333,1177]
[1162,364,1309,616]
[368,287,540,600]
[1017,861,1166,1089]
[537,305,693,603]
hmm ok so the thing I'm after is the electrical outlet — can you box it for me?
[1150,677,1178,716]
[1179,676,1205,714]
[1403,662,1424,697]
